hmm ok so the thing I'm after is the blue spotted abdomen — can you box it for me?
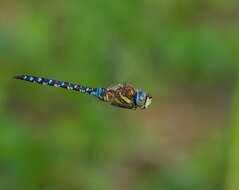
[13,74,106,99]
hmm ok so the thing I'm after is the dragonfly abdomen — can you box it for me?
[13,74,106,99]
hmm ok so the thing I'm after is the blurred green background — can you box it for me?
[0,0,239,190]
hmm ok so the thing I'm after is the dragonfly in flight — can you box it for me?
[13,74,152,110]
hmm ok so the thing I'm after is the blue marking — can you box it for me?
[37,77,42,82]
[136,93,140,105]
[97,88,103,97]
[48,80,53,84]
[29,77,34,81]
[61,82,65,86]
[91,91,97,96]
[86,88,89,92]
[91,88,103,98]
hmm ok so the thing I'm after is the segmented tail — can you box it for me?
[13,74,106,99]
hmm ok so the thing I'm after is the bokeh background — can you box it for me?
[0,0,239,190]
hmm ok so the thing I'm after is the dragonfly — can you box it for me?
[13,74,152,110]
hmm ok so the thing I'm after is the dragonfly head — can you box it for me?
[136,90,152,109]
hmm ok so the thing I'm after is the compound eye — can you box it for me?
[136,90,147,106]
[140,94,146,101]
